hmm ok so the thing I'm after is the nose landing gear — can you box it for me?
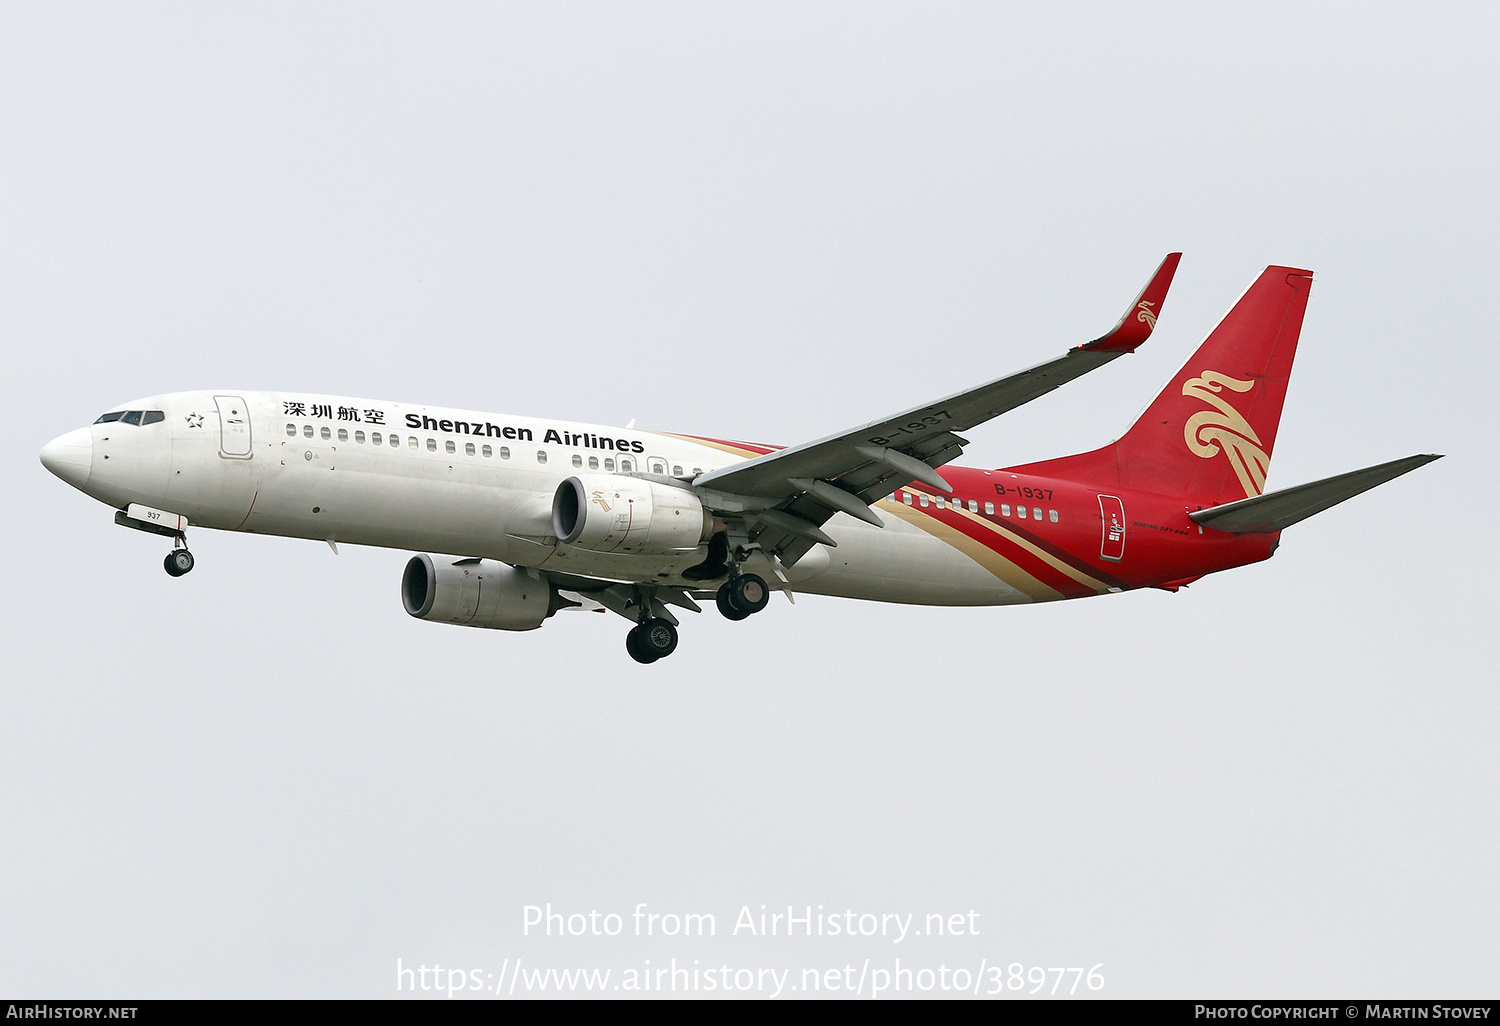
[163,536,195,577]
[113,507,196,577]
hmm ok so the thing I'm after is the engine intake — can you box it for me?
[401,554,555,631]
[552,475,714,555]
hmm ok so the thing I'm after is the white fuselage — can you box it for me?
[49,391,1038,606]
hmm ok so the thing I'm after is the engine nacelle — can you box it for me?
[401,554,554,631]
[552,474,714,554]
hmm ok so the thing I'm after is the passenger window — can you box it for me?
[121,411,143,425]
[588,456,599,470]
[94,412,125,424]
[320,426,331,440]
[672,465,683,476]
[919,494,929,507]
[445,440,455,454]
[1001,503,1011,516]
[936,497,946,509]
[1049,509,1059,523]
[482,445,492,458]
[500,446,510,459]
[620,459,633,472]
[285,423,296,436]
[968,499,978,512]
[537,450,548,464]
[426,438,437,451]
[650,460,666,474]
[693,467,702,475]
[465,442,475,456]
[304,425,314,438]
[1017,506,1027,519]
[338,428,348,442]
[408,436,418,449]
[903,492,913,505]
[572,454,583,468]
[142,411,164,425]
[355,431,365,443]
[604,458,615,471]
[371,432,382,445]
[984,502,994,515]
[1033,507,1043,520]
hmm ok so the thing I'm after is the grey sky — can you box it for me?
[3,2,1496,998]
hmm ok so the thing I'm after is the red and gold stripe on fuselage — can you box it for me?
[880,465,1278,600]
[655,435,1277,598]
[655,432,782,460]
[878,484,1120,602]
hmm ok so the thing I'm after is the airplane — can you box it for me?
[39,255,1440,663]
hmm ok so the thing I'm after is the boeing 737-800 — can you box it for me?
[40,256,1439,663]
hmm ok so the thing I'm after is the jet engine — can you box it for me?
[401,554,556,631]
[552,475,716,555]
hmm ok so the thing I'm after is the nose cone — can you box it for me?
[40,427,93,489]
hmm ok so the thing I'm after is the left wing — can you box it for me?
[692,253,1181,563]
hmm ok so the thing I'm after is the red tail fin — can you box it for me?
[1016,265,1314,506]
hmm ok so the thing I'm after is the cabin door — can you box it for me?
[214,395,253,458]
[1098,494,1125,561]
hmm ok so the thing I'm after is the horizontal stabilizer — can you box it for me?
[1189,454,1442,534]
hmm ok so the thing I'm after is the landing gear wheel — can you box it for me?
[637,617,679,660]
[716,583,751,621]
[164,549,195,577]
[625,626,659,664]
[729,573,770,614]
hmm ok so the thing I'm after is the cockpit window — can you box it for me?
[94,409,164,426]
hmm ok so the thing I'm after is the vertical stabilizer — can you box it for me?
[1015,265,1313,506]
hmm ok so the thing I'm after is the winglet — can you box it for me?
[1076,252,1182,354]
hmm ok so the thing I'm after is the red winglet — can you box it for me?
[1076,252,1182,354]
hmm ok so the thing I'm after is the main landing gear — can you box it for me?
[626,618,679,664]
[163,536,195,577]
[621,566,770,665]
[716,573,769,621]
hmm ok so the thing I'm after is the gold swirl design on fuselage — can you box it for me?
[1182,370,1270,498]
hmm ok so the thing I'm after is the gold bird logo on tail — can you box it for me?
[1182,370,1270,498]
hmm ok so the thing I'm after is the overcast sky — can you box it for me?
[3,1,1497,999]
